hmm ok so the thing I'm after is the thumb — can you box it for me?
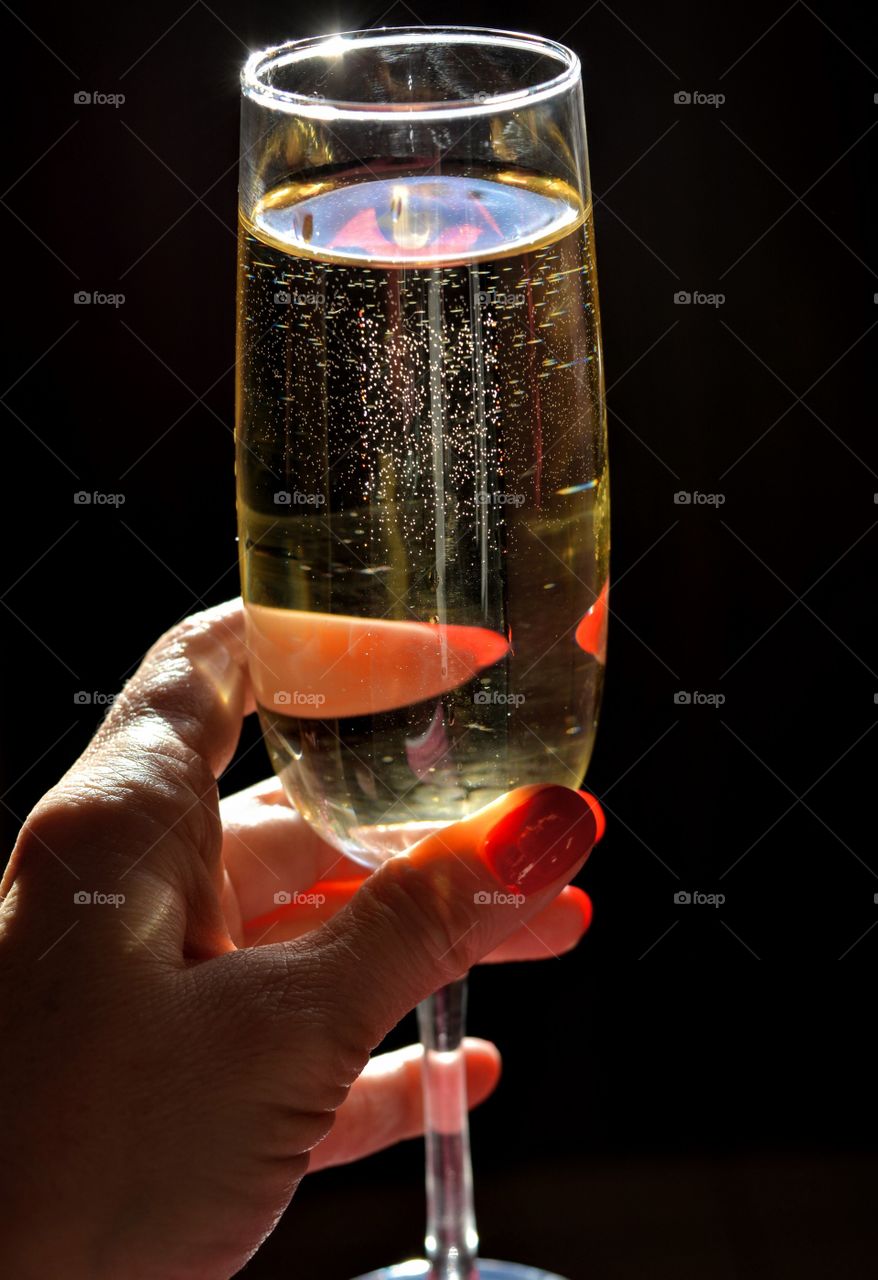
[294,784,596,1050]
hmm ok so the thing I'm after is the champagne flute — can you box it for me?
[235,28,608,1280]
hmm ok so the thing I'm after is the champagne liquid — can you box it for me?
[236,165,609,866]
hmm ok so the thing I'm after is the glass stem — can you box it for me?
[417,978,479,1280]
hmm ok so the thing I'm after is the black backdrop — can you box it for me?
[2,1,877,1276]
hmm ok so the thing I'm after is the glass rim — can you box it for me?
[241,26,580,122]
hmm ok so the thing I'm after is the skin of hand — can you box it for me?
[0,600,600,1280]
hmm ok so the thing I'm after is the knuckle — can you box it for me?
[9,794,86,878]
[150,611,212,661]
[293,1026,366,1105]
[19,783,148,858]
[256,1102,335,1160]
[366,856,477,985]
[246,947,371,1099]
[96,710,219,843]
[15,752,218,884]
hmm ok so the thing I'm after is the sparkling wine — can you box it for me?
[236,164,609,865]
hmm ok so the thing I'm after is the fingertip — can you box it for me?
[482,886,591,962]
[462,1037,502,1104]
[578,791,605,843]
[568,886,593,934]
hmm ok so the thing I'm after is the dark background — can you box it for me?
[2,1,877,1276]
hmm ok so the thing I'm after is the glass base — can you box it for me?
[353,1262,569,1280]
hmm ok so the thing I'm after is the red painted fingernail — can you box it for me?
[482,786,597,896]
[578,791,606,843]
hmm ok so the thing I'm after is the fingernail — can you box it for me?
[578,791,606,843]
[482,787,596,896]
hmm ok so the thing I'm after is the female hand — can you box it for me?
[0,600,599,1280]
